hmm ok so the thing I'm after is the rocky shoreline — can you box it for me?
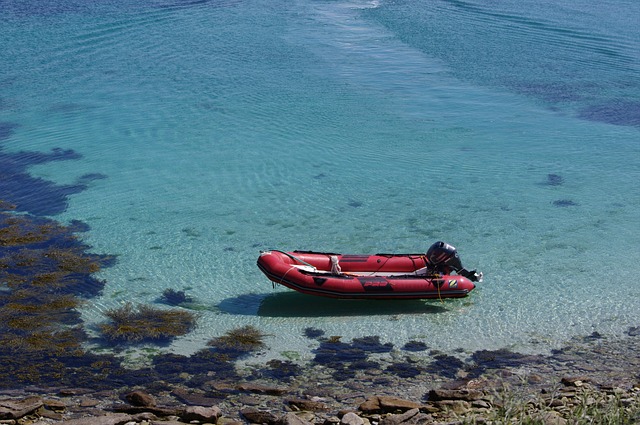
[2,332,639,425]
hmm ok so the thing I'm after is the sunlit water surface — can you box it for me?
[1,0,639,361]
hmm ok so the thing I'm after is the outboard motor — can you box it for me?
[426,241,483,282]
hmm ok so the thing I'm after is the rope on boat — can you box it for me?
[269,249,316,268]
[267,250,316,287]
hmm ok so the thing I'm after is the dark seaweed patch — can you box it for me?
[467,349,543,379]
[260,359,303,381]
[67,219,91,233]
[545,173,563,186]
[312,335,393,379]
[552,199,578,207]
[0,147,88,216]
[99,303,197,344]
[403,340,429,352]
[352,336,394,354]
[578,100,640,127]
[78,173,108,183]
[0,211,133,389]
[304,327,325,339]
[182,227,201,237]
[313,340,368,367]
[583,331,603,341]
[425,354,465,379]
[0,122,19,141]
[207,325,267,358]
[627,326,640,337]
[160,288,193,306]
[512,82,582,103]
[386,362,422,378]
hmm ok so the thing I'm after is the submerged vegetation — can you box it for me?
[160,288,193,306]
[207,325,267,353]
[0,208,125,387]
[0,209,108,356]
[100,302,197,343]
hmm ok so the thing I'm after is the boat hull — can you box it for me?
[257,250,475,300]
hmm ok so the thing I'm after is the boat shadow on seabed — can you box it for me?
[217,292,451,318]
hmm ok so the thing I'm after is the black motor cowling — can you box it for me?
[426,241,483,282]
[426,241,463,271]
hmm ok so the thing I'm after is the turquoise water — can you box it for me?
[1,0,639,360]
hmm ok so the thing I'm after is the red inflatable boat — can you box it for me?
[257,243,482,300]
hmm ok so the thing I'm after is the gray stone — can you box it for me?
[532,411,568,425]
[276,412,313,425]
[124,390,156,407]
[240,407,279,425]
[323,416,341,425]
[172,388,221,406]
[112,405,180,417]
[377,396,423,413]
[433,400,470,415]
[340,412,364,425]
[181,405,222,423]
[358,397,381,414]
[288,398,330,411]
[237,383,288,396]
[0,397,43,419]
[379,408,419,425]
[59,413,135,425]
[427,389,484,402]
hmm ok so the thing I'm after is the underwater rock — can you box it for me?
[124,390,156,407]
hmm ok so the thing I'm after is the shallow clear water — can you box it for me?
[1,0,639,360]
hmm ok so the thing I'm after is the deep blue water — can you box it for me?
[1,0,639,360]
